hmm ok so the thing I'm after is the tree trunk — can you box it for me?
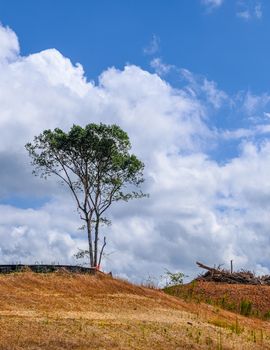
[94,216,100,267]
[86,219,94,267]
[98,237,106,268]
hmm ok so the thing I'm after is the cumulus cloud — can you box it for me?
[1,23,270,282]
[0,24,19,62]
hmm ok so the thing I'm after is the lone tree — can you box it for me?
[26,123,146,268]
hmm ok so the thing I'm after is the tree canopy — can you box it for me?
[26,123,146,268]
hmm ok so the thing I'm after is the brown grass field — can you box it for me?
[165,280,270,318]
[0,272,270,349]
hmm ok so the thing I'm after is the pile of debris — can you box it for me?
[195,261,270,285]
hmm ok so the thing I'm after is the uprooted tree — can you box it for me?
[26,123,146,268]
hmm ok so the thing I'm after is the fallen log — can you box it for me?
[196,261,222,274]
[195,261,270,285]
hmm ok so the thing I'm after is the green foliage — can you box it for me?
[218,295,237,312]
[25,123,145,196]
[163,269,186,287]
[263,310,270,320]
[209,317,243,335]
[26,123,147,267]
[239,299,253,316]
[229,317,243,335]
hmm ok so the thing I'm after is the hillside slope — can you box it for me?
[0,272,270,349]
[165,280,270,318]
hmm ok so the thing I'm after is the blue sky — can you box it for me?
[1,0,270,163]
[0,0,268,93]
[1,0,270,280]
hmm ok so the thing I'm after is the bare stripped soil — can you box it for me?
[165,280,270,318]
[0,272,270,349]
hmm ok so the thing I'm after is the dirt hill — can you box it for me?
[1,272,270,349]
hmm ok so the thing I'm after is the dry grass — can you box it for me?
[166,280,270,318]
[0,272,270,349]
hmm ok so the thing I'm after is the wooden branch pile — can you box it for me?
[195,261,270,285]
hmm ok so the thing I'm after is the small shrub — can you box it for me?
[239,299,252,316]
[263,311,270,320]
[209,317,243,335]
[163,269,186,287]
[217,296,237,312]
[141,275,160,289]
[217,329,223,350]
[188,280,197,299]
[209,319,228,328]
[229,317,243,335]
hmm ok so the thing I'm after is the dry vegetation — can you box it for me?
[0,272,270,349]
[165,280,270,319]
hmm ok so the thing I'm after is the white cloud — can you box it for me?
[0,24,19,62]
[202,79,228,109]
[201,0,224,10]
[237,1,263,20]
[143,34,160,55]
[1,24,270,282]
[202,0,263,19]
[221,124,270,140]
[180,68,228,109]
[237,10,251,20]
[238,91,270,124]
[255,3,263,18]
[150,58,174,76]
